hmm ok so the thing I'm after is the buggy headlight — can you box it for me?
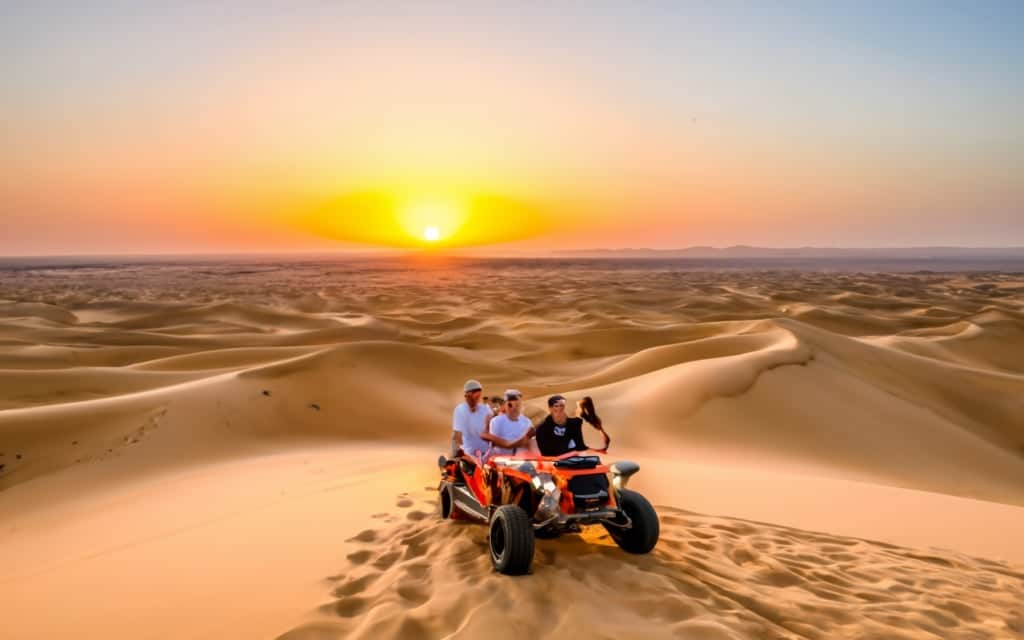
[532,473,556,494]
[537,489,562,521]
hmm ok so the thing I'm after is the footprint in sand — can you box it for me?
[347,529,377,544]
[284,507,1024,640]
[395,583,430,606]
[345,549,373,565]
[371,550,401,570]
[331,574,379,597]
[321,595,368,618]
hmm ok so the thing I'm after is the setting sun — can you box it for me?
[398,199,464,245]
[290,188,554,249]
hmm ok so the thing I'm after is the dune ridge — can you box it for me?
[1,258,1023,638]
[3,265,1022,504]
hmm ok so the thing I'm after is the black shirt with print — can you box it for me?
[535,415,587,456]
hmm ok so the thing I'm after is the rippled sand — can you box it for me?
[1,257,1022,638]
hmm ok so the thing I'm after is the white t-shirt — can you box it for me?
[488,414,533,456]
[453,402,493,457]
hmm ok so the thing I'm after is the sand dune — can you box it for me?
[0,366,217,410]
[1,258,1023,639]
[129,345,323,372]
[281,490,1024,640]
[3,444,1021,640]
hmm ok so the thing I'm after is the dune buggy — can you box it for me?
[437,450,659,574]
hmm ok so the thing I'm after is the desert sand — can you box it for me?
[1,256,1023,639]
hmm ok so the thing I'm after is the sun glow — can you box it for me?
[399,199,464,245]
[292,186,554,249]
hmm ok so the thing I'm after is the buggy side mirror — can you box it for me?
[609,461,640,490]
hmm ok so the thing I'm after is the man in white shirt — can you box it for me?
[451,379,493,459]
[484,389,536,457]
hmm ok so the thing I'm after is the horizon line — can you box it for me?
[3,245,1024,261]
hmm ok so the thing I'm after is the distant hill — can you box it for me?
[557,246,1024,259]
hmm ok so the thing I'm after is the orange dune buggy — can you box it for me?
[437,450,659,574]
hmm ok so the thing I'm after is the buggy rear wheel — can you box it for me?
[439,482,454,519]
[605,489,659,554]
[439,483,471,520]
[489,505,534,575]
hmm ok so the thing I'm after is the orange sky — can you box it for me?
[2,5,1022,255]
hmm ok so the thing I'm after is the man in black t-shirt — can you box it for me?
[535,394,598,456]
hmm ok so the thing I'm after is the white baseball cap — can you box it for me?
[463,379,483,393]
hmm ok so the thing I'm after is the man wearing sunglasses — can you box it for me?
[483,389,536,457]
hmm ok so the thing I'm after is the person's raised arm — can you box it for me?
[584,420,610,452]
[572,419,606,453]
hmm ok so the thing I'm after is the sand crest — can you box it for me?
[1,258,1022,638]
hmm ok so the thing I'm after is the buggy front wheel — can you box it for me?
[489,505,534,575]
[604,489,659,554]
